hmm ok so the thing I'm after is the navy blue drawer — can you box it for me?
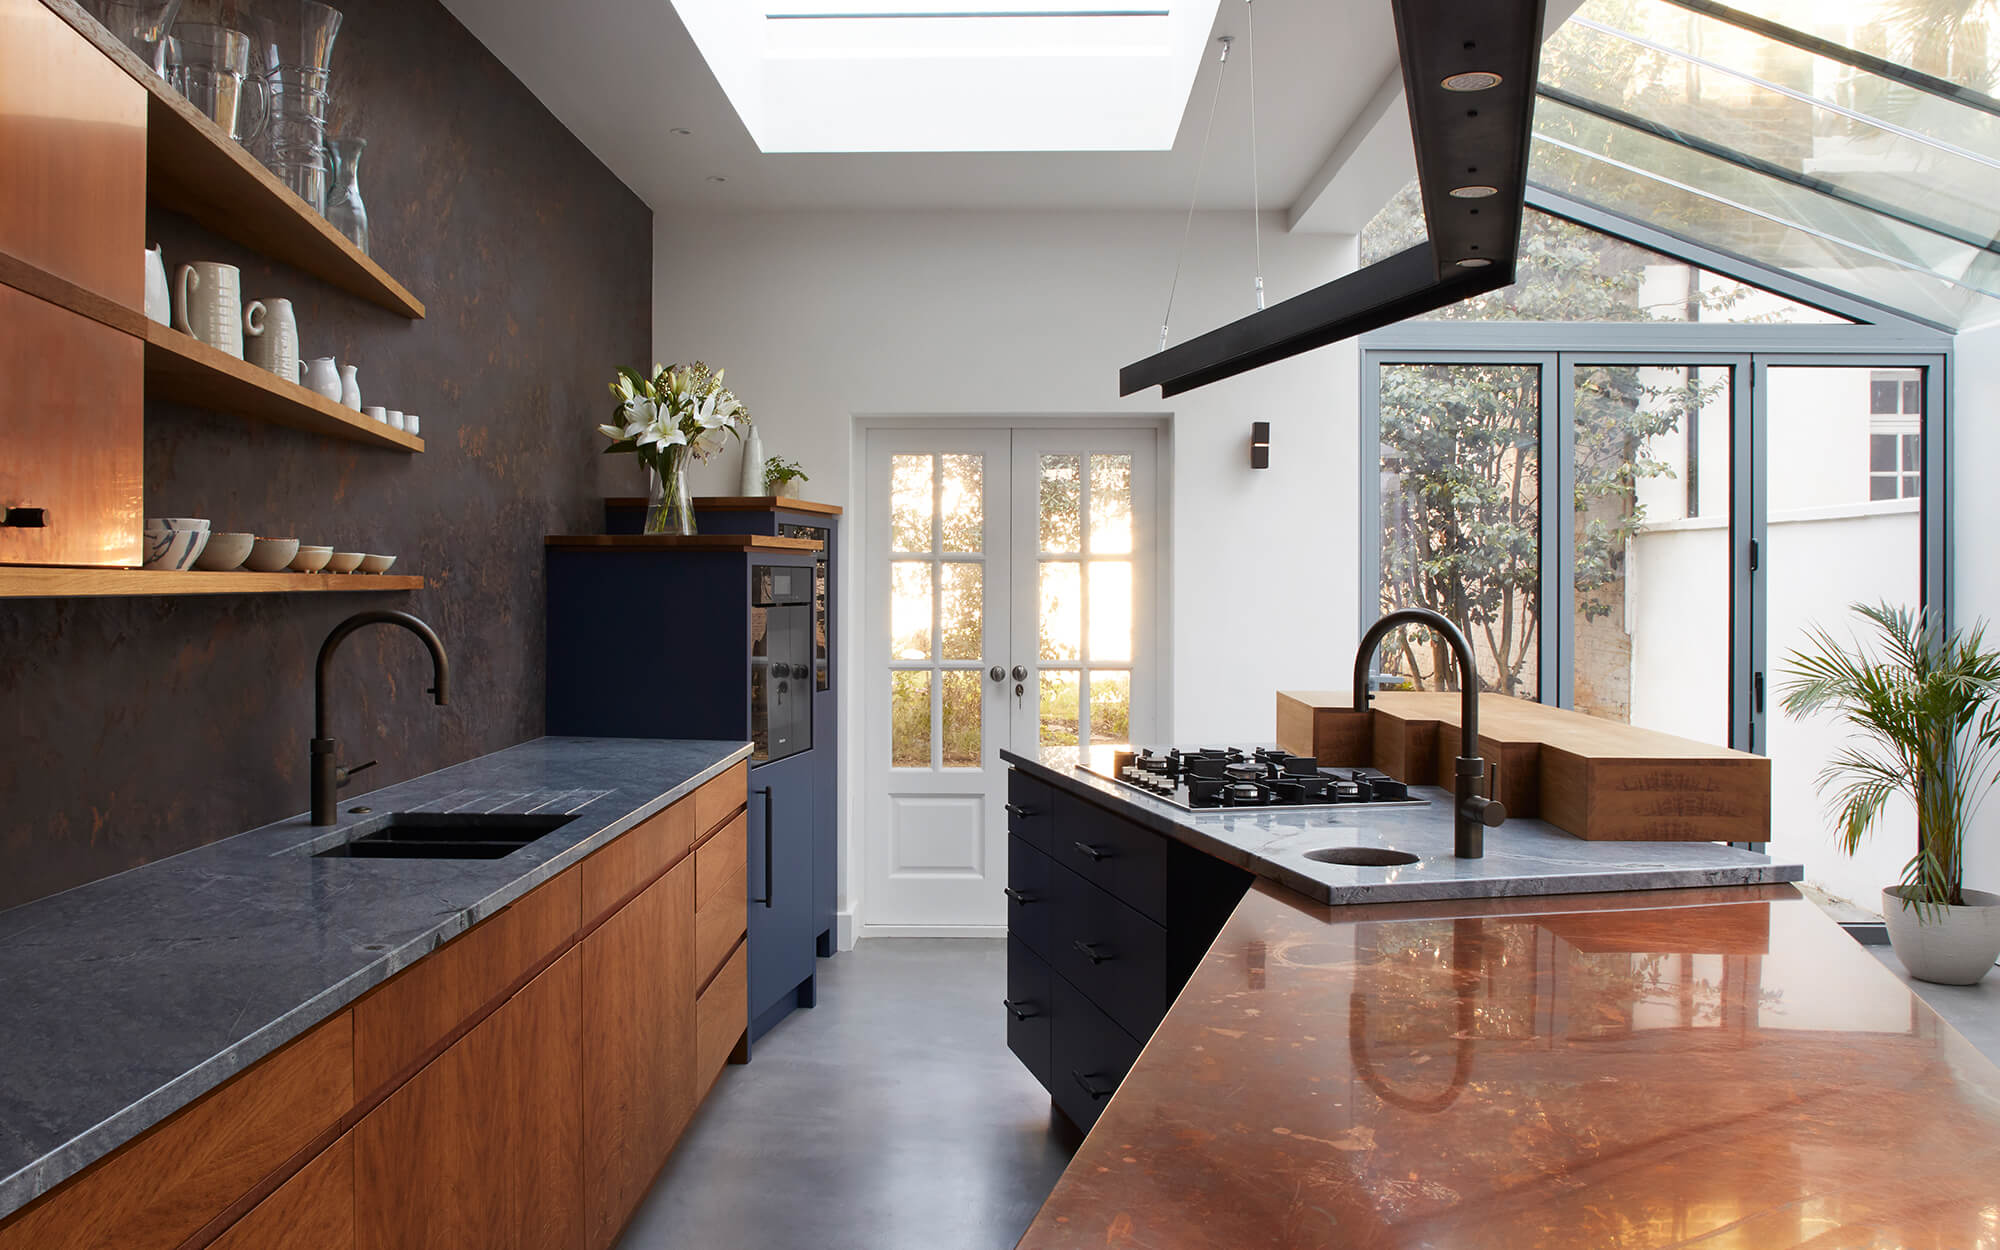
[1005,935,1052,1090]
[1050,862,1169,1043]
[1049,976,1142,1133]
[1051,792,1167,924]
[1006,771,1054,853]
[1006,834,1052,959]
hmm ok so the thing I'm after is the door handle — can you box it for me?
[1071,1070,1115,1101]
[750,786,774,908]
[1004,802,1036,820]
[989,665,1006,683]
[1002,997,1040,1021]
[1003,886,1038,906]
[1071,840,1109,862]
[1011,664,1028,682]
[1072,940,1112,965]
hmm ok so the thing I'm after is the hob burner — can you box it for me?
[1081,746,1427,812]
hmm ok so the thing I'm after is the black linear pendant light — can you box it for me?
[1120,0,1548,398]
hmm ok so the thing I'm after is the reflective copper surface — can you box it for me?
[1019,882,2000,1248]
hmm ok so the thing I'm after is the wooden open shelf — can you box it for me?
[43,0,425,320]
[545,535,824,552]
[0,567,423,599]
[144,323,423,451]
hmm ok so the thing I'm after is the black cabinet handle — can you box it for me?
[1072,940,1111,965]
[1071,1070,1115,1101]
[751,786,774,908]
[1005,803,1037,820]
[1002,997,1039,1021]
[1072,840,1109,862]
[1003,887,1038,906]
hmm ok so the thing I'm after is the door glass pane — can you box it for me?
[940,454,984,553]
[891,454,934,553]
[890,561,932,660]
[1087,561,1132,662]
[940,671,981,768]
[889,670,931,767]
[1379,363,1542,699]
[1088,454,1133,554]
[1039,455,1082,552]
[1088,671,1130,745]
[1766,365,1924,907]
[1038,561,1081,660]
[938,561,982,661]
[1039,669,1080,747]
[1572,363,1733,746]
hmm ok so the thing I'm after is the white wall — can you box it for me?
[647,210,1360,934]
[1956,324,2000,895]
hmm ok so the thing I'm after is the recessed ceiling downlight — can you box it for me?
[1440,70,1502,91]
[1449,184,1498,198]
[1456,257,1493,268]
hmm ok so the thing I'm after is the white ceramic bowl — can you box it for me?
[359,553,396,574]
[193,531,255,571]
[289,545,334,573]
[325,551,365,573]
[146,517,210,532]
[142,527,210,570]
[243,537,300,573]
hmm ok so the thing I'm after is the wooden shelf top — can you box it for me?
[545,534,824,552]
[144,323,424,451]
[0,567,423,599]
[43,0,425,320]
[605,496,843,517]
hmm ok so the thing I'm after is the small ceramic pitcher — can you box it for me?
[173,261,246,358]
[143,245,170,326]
[339,363,361,411]
[303,357,342,402]
[245,298,300,383]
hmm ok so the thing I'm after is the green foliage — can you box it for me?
[764,455,809,488]
[1780,603,2000,912]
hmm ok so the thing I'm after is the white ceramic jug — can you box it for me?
[173,261,246,358]
[245,298,300,383]
[143,245,170,326]
[339,364,361,411]
[304,357,342,402]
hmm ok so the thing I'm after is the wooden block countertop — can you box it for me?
[1278,691,1771,842]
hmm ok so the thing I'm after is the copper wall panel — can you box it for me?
[0,0,652,908]
[0,0,146,308]
[0,283,143,566]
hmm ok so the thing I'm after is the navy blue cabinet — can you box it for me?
[747,750,817,1035]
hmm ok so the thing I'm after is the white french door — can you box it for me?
[861,424,1162,935]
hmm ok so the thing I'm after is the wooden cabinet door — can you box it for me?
[580,856,695,1250]
[355,951,584,1250]
[209,1134,355,1250]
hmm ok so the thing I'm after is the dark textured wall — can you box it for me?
[0,0,651,909]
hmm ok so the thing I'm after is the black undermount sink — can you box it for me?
[311,812,579,860]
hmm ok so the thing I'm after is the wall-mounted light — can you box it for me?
[1250,421,1271,469]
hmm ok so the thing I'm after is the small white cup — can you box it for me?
[363,405,387,423]
[405,414,421,436]
[388,410,404,430]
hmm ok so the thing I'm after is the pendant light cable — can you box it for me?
[1160,35,1232,351]
[1245,0,1264,310]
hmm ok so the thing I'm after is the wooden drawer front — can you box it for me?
[1005,935,1052,1091]
[1006,834,1052,960]
[353,871,581,1093]
[0,0,147,308]
[0,1012,354,1250]
[694,813,749,990]
[1050,863,1169,1042]
[0,284,142,567]
[1050,977,1142,1134]
[208,1132,355,1250]
[695,761,748,835]
[696,941,749,1096]
[581,797,696,927]
[1051,792,1168,924]
[1006,770,1054,853]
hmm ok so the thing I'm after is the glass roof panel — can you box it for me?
[1709,0,1999,97]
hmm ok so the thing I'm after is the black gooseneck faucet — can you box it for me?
[1352,607,1505,858]
[312,610,450,825]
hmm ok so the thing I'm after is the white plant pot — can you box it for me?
[1882,886,2000,985]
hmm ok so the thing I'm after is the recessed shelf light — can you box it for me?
[1449,184,1498,198]
[706,175,728,182]
[1456,257,1493,268]
[670,127,692,136]
[1441,70,1502,91]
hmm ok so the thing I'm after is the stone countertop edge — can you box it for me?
[999,748,1803,905]
[0,736,751,1222]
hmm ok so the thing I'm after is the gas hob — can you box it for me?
[1080,746,1428,812]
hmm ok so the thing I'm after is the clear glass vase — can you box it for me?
[646,450,696,536]
[326,135,368,253]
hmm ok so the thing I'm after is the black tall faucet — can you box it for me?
[312,610,450,825]
[1352,608,1504,858]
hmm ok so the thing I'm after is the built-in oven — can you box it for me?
[778,522,831,693]
[750,564,814,762]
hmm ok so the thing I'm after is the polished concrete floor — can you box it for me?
[1868,944,2000,1063]
[616,939,1078,1250]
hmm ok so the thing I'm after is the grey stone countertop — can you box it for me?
[1002,746,1802,905]
[0,736,750,1221]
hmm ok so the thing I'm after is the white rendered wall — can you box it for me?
[1956,324,2000,897]
[645,210,1360,936]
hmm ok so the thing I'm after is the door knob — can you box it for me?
[989,665,1006,682]
[1011,665,1028,682]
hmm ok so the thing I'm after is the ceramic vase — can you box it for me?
[339,363,361,410]
[143,245,171,325]
[738,424,765,496]
[1883,886,2000,985]
[304,356,342,401]
[245,298,300,383]
[646,449,696,536]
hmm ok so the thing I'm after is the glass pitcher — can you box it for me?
[171,22,267,145]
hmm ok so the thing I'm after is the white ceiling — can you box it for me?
[436,0,1403,217]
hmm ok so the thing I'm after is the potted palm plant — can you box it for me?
[1780,602,2000,985]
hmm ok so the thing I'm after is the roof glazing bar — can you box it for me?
[1659,0,2000,118]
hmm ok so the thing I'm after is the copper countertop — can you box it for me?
[1019,881,2000,1248]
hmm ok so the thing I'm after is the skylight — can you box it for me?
[670,0,1222,152]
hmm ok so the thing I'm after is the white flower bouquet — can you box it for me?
[599,361,748,533]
